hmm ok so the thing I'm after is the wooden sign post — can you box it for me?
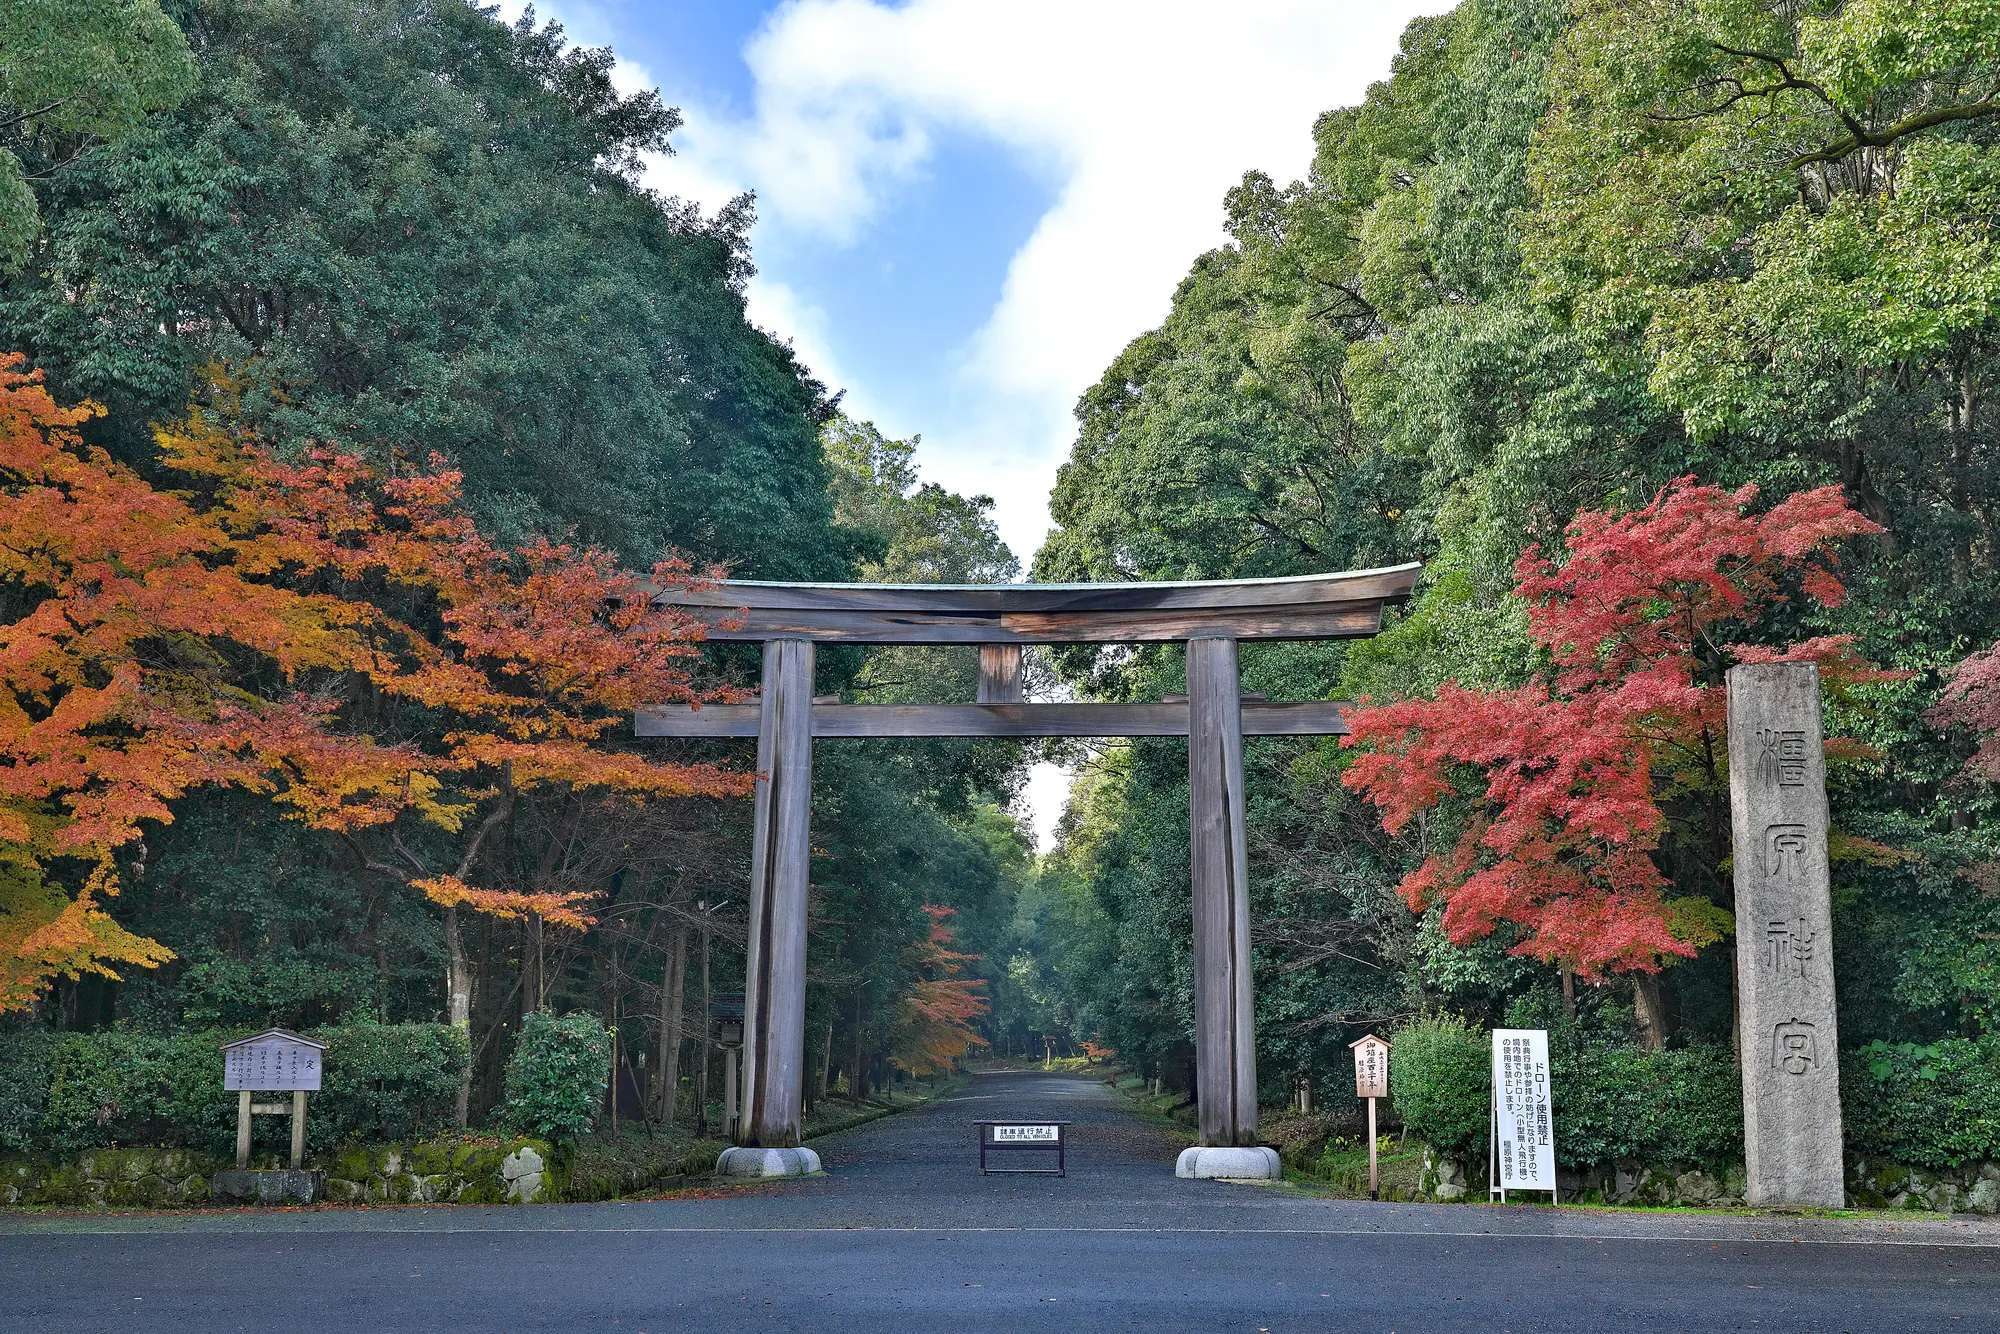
[711,994,745,1141]
[221,1030,327,1169]
[1350,1033,1391,1200]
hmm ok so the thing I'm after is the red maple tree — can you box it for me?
[0,357,749,1013]
[1341,478,1885,977]
[1930,643,2000,783]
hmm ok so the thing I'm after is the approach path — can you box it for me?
[4,1068,1998,1332]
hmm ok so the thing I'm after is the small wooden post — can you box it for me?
[1367,1094,1379,1201]
[235,1090,253,1170]
[742,637,814,1146]
[723,1045,739,1139]
[290,1091,308,1169]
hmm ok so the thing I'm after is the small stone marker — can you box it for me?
[1349,1033,1390,1199]
[1727,661,1845,1207]
[219,1029,327,1181]
[1489,1028,1556,1203]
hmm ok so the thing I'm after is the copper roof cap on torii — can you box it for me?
[648,562,1421,644]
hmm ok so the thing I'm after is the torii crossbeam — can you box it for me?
[638,563,1419,1171]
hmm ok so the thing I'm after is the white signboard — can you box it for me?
[223,1033,323,1092]
[990,1123,1060,1143]
[1352,1034,1390,1099]
[1491,1028,1556,1193]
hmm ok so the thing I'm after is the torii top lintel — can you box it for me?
[650,562,1421,645]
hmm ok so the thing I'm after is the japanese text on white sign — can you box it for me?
[223,1037,322,1092]
[1491,1028,1556,1192]
[990,1124,1059,1143]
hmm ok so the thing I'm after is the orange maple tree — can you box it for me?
[887,905,990,1076]
[0,356,749,1013]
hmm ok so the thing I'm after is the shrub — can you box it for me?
[502,1011,611,1142]
[1390,1014,1490,1158]
[1842,1038,2000,1168]
[0,1023,470,1157]
[1552,1039,1740,1167]
[310,1022,471,1151]
[0,1030,54,1153]
[1391,1017,1744,1169]
[41,1029,234,1155]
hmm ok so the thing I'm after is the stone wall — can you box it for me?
[1,1137,556,1208]
[321,1139,555,1204]
[2,1148,225,1206]
[1847,1157,2000,1213]
[1417,1145,2000,1213]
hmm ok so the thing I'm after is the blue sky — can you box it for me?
[516,0,1442,565]
[516,1,1443,843]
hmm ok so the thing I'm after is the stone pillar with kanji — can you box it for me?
[1727,661,1845,1207]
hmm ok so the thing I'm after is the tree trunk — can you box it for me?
[697,924,712,1135]
[852,996,869,1101]
[657,926,688,1122]
[1633,972,1666,1051]
[445,903,472,1128]
[818,1019,833,1103]
[525,910,545,1014]
[1560,965,1576,1025]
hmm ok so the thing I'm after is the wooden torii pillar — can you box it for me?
[639,564,1419,1174]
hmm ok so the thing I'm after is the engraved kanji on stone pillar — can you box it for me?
[1727,661,1844,1207]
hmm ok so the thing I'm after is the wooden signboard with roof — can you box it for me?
[221,1029,327,1169]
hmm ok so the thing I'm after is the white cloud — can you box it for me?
[643,0,1441,563]
[518,0,1438,840]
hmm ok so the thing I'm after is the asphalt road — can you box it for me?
[4,1069,1998,1333]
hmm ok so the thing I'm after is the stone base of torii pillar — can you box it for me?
[1175,1146,1282,1180]
[716,1146,822,1179]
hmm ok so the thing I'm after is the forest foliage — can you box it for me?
[10,0,2000,1147]
[1019,0,2000,1096]
[0,0,1025,1131]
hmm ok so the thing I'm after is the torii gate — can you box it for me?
[639,562,1419,1177]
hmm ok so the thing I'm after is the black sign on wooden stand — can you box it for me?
[974,1120,1072,1176]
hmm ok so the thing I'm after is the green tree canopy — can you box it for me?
[0,0,197,267]
[2,0,835,575]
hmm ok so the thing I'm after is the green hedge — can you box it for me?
[501,1011,610,1142]
[1389,1017,1742,1168]
[0,1022,468,1157]
[1553,1041,1740,1167]
[311,1023,470,1149]
[0,1030,54,1153]
[1841,1038,2000,1169]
